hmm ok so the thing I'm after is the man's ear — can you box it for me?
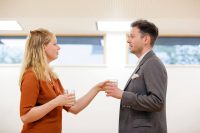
[143,35,151,45]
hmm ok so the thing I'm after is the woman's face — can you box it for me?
[44,35,60,63]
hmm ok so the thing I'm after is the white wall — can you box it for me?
[0,33,200,133]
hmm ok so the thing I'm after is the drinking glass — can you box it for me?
[64,89,75,95]
[109,79,118,87]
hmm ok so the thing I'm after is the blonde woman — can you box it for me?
[19,28,105,133]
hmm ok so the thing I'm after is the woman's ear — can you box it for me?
[43,45,47,51]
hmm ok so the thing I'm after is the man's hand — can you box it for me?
[105,81,123,99]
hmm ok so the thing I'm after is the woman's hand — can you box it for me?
[93,80,109,92]
[55,94,76,107]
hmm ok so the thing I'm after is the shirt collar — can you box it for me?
[137,49,152,65]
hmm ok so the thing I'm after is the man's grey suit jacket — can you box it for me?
[119,50,167,133]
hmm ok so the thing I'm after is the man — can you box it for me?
[105,19,168,133]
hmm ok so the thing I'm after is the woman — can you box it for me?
[19,28,105,133]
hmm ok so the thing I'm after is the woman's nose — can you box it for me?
[57,45,61,50]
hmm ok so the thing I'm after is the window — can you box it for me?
[0,35,105,65]
[128,36,200,65]
[0,36,26,64]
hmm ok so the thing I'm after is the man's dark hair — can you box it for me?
[131,19,158,46]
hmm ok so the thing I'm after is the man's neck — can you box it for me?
[137,47,152,58]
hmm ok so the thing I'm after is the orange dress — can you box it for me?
[20,69,65,133]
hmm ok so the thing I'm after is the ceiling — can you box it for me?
[0,0,200,35]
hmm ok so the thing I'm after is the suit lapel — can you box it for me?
[124,50,155,91]
[123,65,140,90]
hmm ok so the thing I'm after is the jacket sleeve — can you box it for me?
[121,57,167,112]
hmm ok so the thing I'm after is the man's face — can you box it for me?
[127,27,146,57]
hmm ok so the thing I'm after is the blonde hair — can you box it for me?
[19,28,57,86]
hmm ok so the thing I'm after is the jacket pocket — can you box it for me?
[132,119,152,128]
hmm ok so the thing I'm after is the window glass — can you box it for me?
[0,36,105,65]
[128,37,200,65]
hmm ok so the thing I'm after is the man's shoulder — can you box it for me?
[143,55,166,71]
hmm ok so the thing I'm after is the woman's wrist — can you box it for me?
[92,86,100,93]
[52,96,61,107]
